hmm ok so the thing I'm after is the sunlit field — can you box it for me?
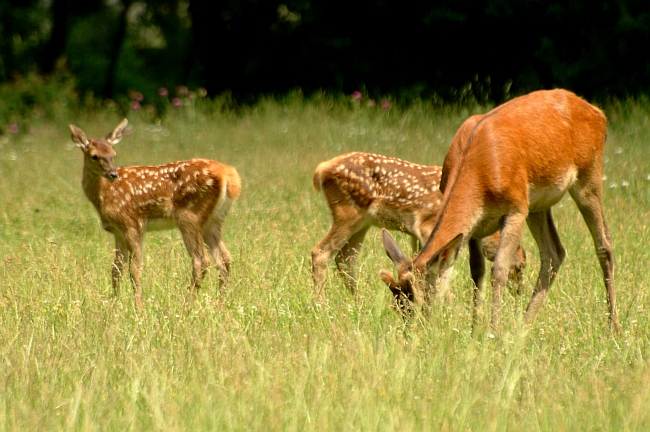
[1,94,650,431]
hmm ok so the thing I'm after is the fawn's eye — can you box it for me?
[91,154,99,160]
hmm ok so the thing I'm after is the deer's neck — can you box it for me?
[413,171,485,271]
[82,162,107,213]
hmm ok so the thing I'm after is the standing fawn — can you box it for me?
[381,89,620,333]
[70,119,241,307]
[311,152,527,306]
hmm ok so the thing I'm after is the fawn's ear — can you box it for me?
[69,125,89,150]
[382,229,409,266]
[106,118,128,146]
[425,233,464,273]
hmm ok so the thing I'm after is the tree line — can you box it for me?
[1,0,649,103]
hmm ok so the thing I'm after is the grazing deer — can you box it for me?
[311,152,527,306]
[70,119,241,307]
[381,89,620,333]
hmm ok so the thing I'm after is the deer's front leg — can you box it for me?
[491,213,527,333]
[468,237,486,330]
[112,235,129,297]
[124,228,144,309]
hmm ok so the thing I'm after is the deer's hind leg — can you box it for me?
[311,205,367,295]
[569,173,619,332]
[334,226,370,294]
[176,210,210,294]
[203,219,231,287]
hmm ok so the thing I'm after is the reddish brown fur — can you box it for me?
[381,89,619,333]
[70,119,240,307]
[311,152,526,303]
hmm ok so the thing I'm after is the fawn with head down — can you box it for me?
[381,89,620,333]
[311,152,526,307]
[70,119,241,307]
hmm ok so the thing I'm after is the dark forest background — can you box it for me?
[1,0,650,104]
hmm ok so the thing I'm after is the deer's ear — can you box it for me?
[425,233,464,271]
[106,118,128,146]
[382,229,409,266]
[69,125,89,150]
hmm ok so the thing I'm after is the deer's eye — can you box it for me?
[91,154,99,160]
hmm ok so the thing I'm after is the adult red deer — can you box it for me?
[381,89,620,332]
[70,119,241,307]
[311,152,527,306]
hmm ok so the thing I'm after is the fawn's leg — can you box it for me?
[334,226,369,294]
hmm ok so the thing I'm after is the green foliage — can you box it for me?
[1,97,650,430]
[0,0,48,80]
[0,72,79,134]
[3,0,650,102]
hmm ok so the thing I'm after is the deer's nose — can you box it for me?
[107,171,119,181]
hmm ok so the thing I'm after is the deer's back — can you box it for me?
[100,158,234,228]
[443,90,607,210]
[315,152,445,235]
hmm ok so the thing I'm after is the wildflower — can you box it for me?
[171,98,183,107]
[158,87,169,97]
[367,99,376,107]
[130,101,141,111]
[7,123,19,134]
[352,90,362,100]
[133,92,144,102]
[188,91,196,100]
[197,87,208,97]
[381,100,391,109]
[176,85,188,96]
[621,180,630,187]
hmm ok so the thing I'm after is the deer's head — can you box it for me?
[380,228,463,314]
[70,119,128,182]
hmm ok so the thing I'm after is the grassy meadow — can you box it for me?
[1,94,650,430]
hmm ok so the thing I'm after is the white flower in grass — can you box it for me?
[609,182,618,188]
[615,147,623,154]
[621,180,630,187]
[602,175,608,181]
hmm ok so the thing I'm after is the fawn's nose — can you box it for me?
[107,171,119,181]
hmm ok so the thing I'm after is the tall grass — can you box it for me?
[1,94,649,430]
